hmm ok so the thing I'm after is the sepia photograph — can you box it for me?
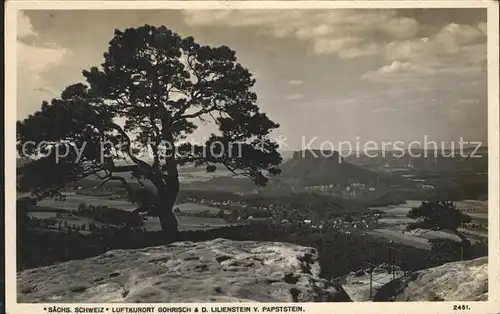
[4,1,500,313]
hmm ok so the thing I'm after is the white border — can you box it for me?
[4,1,500,314]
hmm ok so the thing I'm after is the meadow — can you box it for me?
[31,194,239,232]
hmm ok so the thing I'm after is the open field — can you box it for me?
[27,212,113,234]
[455,200,488,221]
[368,200,421,216]
[454,200,488,212]
[371,199,488,219]
[36,194,226,214]
[30,193,237,231]
[37,194,137,211]
[28,208,238,232]
[368,229,431,250]
[367,199,488,246]
[459,228,488,239]
[175,202,228,214]
[26,192,490,249]
[378,217,416,225]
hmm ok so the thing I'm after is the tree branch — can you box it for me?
[147,114,162,171]
[110,165,139,172]
[107,123,155,177]
[92,175,133,195]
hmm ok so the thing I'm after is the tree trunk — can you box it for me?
[148,155,181,239]
[453,231,471,261]
[158,111,180,239]
[154,178,180,239]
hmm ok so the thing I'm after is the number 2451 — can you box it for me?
[453,304,471,311]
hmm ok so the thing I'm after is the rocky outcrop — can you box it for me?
[17,238,351,303]
[374,257,488,301]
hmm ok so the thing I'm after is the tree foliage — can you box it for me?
[406,201,471,231]
[407,201,473,260]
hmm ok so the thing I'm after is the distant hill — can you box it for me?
[182,176,257,193]
[279,150,295,161]
[279,150,396,187]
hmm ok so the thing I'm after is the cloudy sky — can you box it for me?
[17,9,487,150]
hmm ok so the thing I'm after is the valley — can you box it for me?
[16,149,489,281]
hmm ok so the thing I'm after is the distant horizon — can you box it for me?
[16,144,489,162]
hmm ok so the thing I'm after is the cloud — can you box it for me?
[371,107,397,113]
[362,21,486,91]
[477,22,487,35]
[18,41,68,74]
[17,11,71,117]
[436,23,484,45]
[312,37,367,55]
[288,80,304,85]
[14,9,487,149]
[17,11,37,38]
[384,22,485,61]
[183,10,420,58]
[286,94,304,100]
[383,17,420,39]
[458,99,480,105]
[361,61,434,82]
[17,40,69,117]
[295,24,334,39]
[337,42,380,59]
[17,11,69,74]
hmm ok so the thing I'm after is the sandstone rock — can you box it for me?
[374,257,488,301]
[17,238,351,303]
